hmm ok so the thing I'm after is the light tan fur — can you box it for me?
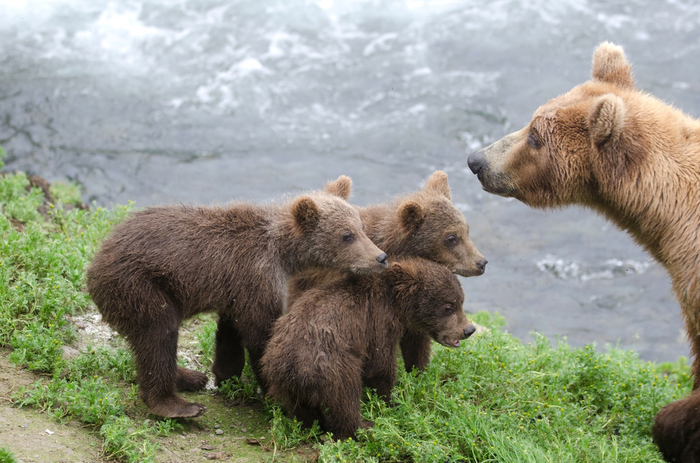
[467,42,700,461]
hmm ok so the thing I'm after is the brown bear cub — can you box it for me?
[262,257,475,440]
[468,42,700,462]
[289,170,487,374]
[87,176,388,419]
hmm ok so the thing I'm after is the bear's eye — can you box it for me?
[527,129,542,149]
[444,234,458,247]
[342,232,355,243]
[443,304,455,315]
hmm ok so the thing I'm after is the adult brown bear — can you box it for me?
[467,42,700,462]
[87,176,387,419]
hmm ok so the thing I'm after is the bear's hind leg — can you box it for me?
[319,379,364,441]
[322,396,364,441]
[212,313,246,387]
[175,367,209,391]
[130,301,206,418]
[290,403,324,431]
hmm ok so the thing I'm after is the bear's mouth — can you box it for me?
[440,337,461,348]
[453,267,484,278]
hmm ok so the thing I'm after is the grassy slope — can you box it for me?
[0,151,692,462]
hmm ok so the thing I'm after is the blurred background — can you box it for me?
[1,0,697,362]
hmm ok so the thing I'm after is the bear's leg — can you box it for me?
[239,307,279,393]
[246,342,269,394]
[130,302,206,418]
[653,306,700,462]
[212,313,246,387]
[653,389,700,463]
[175,367,209,392]
[364,368,397,403]
[290,402,324,431]
[311,371,367,441]
[400,329,432,373]
[322,393,364,441]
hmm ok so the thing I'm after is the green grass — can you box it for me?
[0,446,17,463]
[308,313,690,463]
[0,146,692,462]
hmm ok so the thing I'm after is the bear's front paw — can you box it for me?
[146,394,207,419]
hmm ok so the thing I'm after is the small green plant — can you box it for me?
[100,415,159,463]
[15,375,125,424]
[49,180,83,206]
[268,402,324,450]
[655,356,693,391]
[10,322,67,374]
[196,315,218,369]
[218,357,260,404]
[67,345,136,383]
[0,446,17,463]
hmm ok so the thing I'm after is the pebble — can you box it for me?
[215,429,223,435]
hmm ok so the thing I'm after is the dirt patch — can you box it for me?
[0,352,103,463]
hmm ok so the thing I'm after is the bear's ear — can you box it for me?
[423,170,451,199]
[591,42,634,90]
[387,261,420,295]
[589,94,626,148]
[291,196,320,232]
[398,200,425,232]
[325,175,352,200]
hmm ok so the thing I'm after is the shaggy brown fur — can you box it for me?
[467,42,700,462]
[261,257,475,440]
[287,170,486,374]
[87,176,388,419]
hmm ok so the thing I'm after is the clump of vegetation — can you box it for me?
[0,446,17,463]
[0,145,692,462]
[0,148,167,462]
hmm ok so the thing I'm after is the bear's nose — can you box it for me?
[376,252,388,267]
[476,258,488,273]
[467,150,486,175]
[463,325,476,339]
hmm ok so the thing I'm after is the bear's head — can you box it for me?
[467,42,647,210]
[387,258,476,348]
[395,171,487,277]
[291,175,388,274]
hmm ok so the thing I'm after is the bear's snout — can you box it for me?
[464,325,476,339]
[376,252,388,267]
[467,150,486,175]
[476,258,488,273]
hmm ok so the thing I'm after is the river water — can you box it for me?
[1,0,698,363]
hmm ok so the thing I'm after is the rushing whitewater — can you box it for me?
[1,0,697,362]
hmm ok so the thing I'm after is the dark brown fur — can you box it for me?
[87,176,388,418]
[288,170,486,374]
[468,42,700,462]
[262,257,475,440]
